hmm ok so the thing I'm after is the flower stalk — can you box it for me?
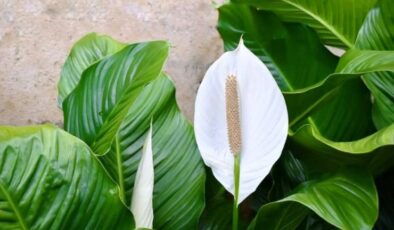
[233,154,240,230]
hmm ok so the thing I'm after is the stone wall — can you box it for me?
[0,0,223,125]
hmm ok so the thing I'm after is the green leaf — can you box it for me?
[217,4,338,92]
[249,169,378,230]
[200,150,307,230]
[199,170,249,230]
[0,125,133,229]
[355,0,394,129]
[297,78,376,142]
[289,123,394,175]
[217,3,394,127]
[287,51,394,176]
[250,150,307,215]
[95,75,205,229]
[199,187,232,230]
[58,33,126,106]
[62,36,205,229]
[217,2,394,173]
[286,49,394,127]
[232,0,377,48]
[199,169,230,229]
[335,50,394,73]
[374,168,394,229]
[63,40,170,145]
[297,213,338,230]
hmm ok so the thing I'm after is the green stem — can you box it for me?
[233,154,240,230]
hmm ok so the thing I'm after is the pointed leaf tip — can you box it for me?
[194,40,288,203]
[131,124,154,229]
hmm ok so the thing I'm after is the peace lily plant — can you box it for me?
[194,39,288,229]
[0,0,394,229]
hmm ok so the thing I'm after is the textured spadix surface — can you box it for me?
[194,40,288,203]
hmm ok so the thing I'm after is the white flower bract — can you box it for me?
[194,39,288,204]
[131,124,154,228]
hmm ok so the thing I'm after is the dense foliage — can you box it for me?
[0,37,206,229]
[215,0,394,229]
[0,0,393,229]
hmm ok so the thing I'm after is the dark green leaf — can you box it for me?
[289,123,394,175]
[232,0,377,48]
[288,52,394,175]
[286,49,394,126]
[374,168,394,229]
[250,149,308,215]
[217,4,338,92]
[217,3,394,128]
[335,50,394,73]
[199,170,249,230]
[300,80,375,142]
[0,125,133,229]
[249,169,378,230]
[355,0,394,129]
[298,213,344,230]
[199,199,233,230]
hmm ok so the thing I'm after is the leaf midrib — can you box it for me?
[289,87,339,127]
[282,0,355,48]
[0,180,28,230]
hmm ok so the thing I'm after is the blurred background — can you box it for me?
[0,0,223,125]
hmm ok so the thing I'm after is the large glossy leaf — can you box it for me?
[297,213,338,230]
[58,33,126,106]
[217,3,335,126]
[249,150,307,215]
[199,170,253,230]
[374,168,394,229]
[335,50,394,73]
[63,40,169,145]
[287,51,394,175]
[355,0,394,129]
[310,81,375,141]
[286,49,394,126]
[95,75,205,229]
[217,4,394,128]
[0,125,133,229]
[249,169,378,230]
[217,2,390,229]
[217,4,338,92]
[289,123,394,175]
[61,35,205,229]
[200,197,233,230]
[233,0,377,48]
[200,149,307,230]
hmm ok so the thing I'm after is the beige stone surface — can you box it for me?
[0,0,223,125]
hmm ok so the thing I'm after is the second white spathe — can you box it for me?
[194,39,288,204]
[131,124,154,228]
